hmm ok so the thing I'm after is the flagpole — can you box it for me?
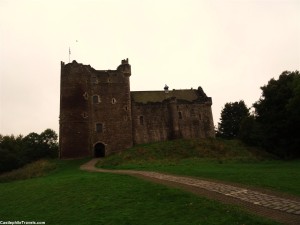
[69,47,71,63]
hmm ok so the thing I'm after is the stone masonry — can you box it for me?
[59,59,215,158]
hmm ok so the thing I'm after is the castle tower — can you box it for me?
[168,97,181,139]
[59,59,133,158]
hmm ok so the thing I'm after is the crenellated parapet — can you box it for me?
[117,58,131,77]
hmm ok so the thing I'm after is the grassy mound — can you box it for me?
[97,139,300,196]
[0,159,57,182]
[98,138,274,168]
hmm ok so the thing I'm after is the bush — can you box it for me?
[0,129,58,173]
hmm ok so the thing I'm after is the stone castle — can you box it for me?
[59,59,215,158]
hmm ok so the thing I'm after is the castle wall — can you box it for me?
[59,62,90,158]
[59,60,133,158]
[131,102,171,144]
[176,102,215,139]
[132,100,215,145]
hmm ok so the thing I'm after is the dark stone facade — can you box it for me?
[59,59,215,159]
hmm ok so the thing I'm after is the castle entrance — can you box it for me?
[94,143,105,158]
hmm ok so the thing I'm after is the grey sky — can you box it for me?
[0,0,299,136]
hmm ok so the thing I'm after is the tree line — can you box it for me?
[0,129,58,173]
[217,71,300,159]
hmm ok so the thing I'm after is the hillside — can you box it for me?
[97,139,300,196]
[98,138,274,167]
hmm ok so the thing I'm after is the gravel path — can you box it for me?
[81,158,300,225]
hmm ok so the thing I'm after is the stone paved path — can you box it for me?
[81,159,300,225]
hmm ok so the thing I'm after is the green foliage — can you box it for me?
[253,71,300,158]
[217,100,250,139]
[0,135,25,172]
[239,115,263,146]
[0,159,280,225]
[0,129,58,173]
[0,159,56,182]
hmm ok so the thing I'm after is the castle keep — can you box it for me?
[59,59,215,158]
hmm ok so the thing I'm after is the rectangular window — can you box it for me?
[96,123,103,133]
[91,76,98,84]
[178,111,183,119]
[93,95,100,104]
[190,109,195,117]
[139,116,144,125]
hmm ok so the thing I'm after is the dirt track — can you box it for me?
[81,159,300,225]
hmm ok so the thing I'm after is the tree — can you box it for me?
[39,129,58,157]
[0,129,58,173]
[0,135,24,172]
[253,71,300,158]
[23,132,45,161]
[40,129,58,148]
[238,115,263,146]
[23,129,58,159]
[217,101,249,139]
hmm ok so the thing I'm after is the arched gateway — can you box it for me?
[94,143,105,158]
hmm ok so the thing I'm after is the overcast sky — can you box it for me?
[0,0,299,136]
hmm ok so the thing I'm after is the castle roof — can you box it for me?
[131,88,210,104]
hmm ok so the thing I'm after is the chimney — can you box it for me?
[164,84,169,93]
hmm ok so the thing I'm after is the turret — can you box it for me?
[117,58,131,77]
[168,97,181,139]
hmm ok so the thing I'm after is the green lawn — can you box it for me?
[0,159,280,225]
[100,158,300,196]
[97,139,300,196]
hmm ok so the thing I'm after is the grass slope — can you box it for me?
[0,159,56,182]
[0,159,280,225]
[97,139,300,196]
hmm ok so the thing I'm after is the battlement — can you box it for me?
[61,59,132,78]
[121,58,129,65]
